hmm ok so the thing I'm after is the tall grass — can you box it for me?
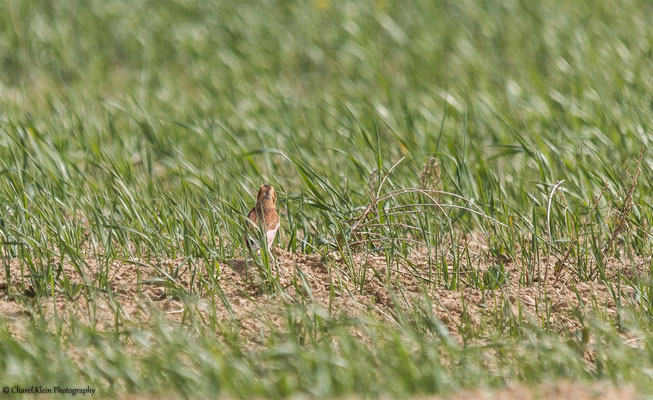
[1,0,653,397]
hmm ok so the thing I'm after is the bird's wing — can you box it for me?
[246,207,258,225]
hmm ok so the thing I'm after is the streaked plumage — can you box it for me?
[245,185,280,252]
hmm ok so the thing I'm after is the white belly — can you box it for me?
[266,222,280,246]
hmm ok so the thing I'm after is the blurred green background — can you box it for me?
[1,1,653,397]
[1,0,652,258]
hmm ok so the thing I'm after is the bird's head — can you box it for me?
[257,184,277,206]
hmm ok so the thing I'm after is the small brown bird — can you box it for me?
[245,184,280,253]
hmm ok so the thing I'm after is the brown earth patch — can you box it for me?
[0,240,648,343]
[430,381,637,400]
[113,380,637,400]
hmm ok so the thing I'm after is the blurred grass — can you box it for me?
[1,0,653,397]
[2,310,653,398]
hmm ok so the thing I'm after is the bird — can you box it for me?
[245,184,280,254]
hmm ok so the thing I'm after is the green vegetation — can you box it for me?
[1,0,652,397]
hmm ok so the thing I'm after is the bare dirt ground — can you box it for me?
[116,381,637,400]
[0,237,647,343]
[0,241,648,398]
[429,381,638,400]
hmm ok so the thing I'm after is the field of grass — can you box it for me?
[1,0,653,398]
